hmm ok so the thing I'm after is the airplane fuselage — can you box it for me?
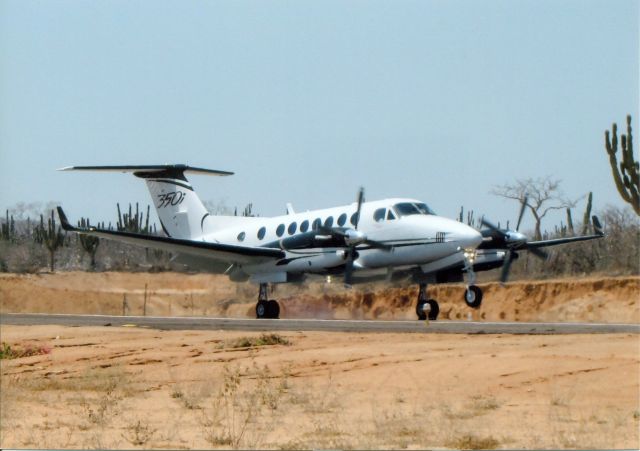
[204,198,483,283]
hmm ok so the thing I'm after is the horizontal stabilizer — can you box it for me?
[58,164,233,177]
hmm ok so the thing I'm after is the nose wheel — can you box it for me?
[464,285,483,308]
[256,284,280,319]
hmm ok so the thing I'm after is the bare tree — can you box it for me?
[491,176,577,240]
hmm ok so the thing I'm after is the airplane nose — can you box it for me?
[456,223,483,249]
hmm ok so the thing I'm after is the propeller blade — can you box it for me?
[528,246,548,260]
[515,194,528,231]
[344,247,355,287]
[354,187,365,230]
[500,250,514,284]
[481,218,502,233]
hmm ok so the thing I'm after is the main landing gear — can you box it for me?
[415,283,439,321]
[256,283,280,319]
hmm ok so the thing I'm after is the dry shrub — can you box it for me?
[447,433,500,449]
[0,342,51,359]
[225,333,291,349]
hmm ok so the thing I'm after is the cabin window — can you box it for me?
[312,218,322,230]
[300,220,309,233]
[288,222,297,235]
[387,210,396,220]
[276,224,285,237]
[350,212,359,226]
[257,227,266,240]
[373,208,386,222]
[324,216,334,228]
[337,213,347,226]
[237,231,246,242]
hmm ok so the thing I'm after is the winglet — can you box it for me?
[592,215,604,236]
[56,206,76,232]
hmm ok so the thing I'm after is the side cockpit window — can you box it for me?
[393,202,435,217]
[387,209,396,220]
[415,202,436,215]
[373,208,386,222]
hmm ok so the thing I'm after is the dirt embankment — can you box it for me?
[1,272,638,323]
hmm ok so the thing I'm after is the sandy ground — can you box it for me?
[0,325,638,449]
[1,273,639,449]
[1,272,639,323]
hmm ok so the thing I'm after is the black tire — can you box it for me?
[256,300,268,319]
[416,299,427,320]
[464,285,483,309]
[266,300,280,319]
[427,299,439,320]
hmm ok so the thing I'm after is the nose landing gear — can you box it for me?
[464,285,483,308]
[256,283,280,319]
[463,250,483,309]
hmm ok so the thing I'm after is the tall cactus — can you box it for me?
[1,210,16,242]
[566,208,574,236]
[78,218,100,270]
[605,115,639,215]
[34,210,65,272]
[581,192,593,235]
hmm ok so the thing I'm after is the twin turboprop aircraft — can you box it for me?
[56,165,604,320]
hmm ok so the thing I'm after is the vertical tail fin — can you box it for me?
[59,165,233,239]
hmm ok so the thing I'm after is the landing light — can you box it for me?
[463,249,477,263]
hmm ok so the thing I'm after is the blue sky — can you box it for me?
[0,0,637,233]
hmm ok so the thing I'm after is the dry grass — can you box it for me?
[224,333,291,349]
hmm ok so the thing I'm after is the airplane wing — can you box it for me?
[57,207,284,265]
[523,215,604,250]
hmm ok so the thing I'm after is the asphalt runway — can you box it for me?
[1,313,638,334]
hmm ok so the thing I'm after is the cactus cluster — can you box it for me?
[1,210,16,242]
[605,115,639,215]
[34,210,65,272]
[117,203,150,233]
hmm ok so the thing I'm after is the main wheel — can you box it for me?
[416,299,427,320]
[426,299,439,320]
[256,300,268,318]
[464,285,483,308]
[266,300,280,319]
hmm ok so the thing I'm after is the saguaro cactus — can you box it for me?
[78,218,100,270]
[566,208,574,235]
[581,192,593,235]
[35,210,65,272]
[605,115,639,215]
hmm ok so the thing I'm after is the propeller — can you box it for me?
[481,194,548,284]
[318,187,391,287]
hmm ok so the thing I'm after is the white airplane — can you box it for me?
[56,164,604,320]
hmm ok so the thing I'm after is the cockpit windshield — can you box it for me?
[393,202,436,217]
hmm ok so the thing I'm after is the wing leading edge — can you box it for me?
[56,207,284,265]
